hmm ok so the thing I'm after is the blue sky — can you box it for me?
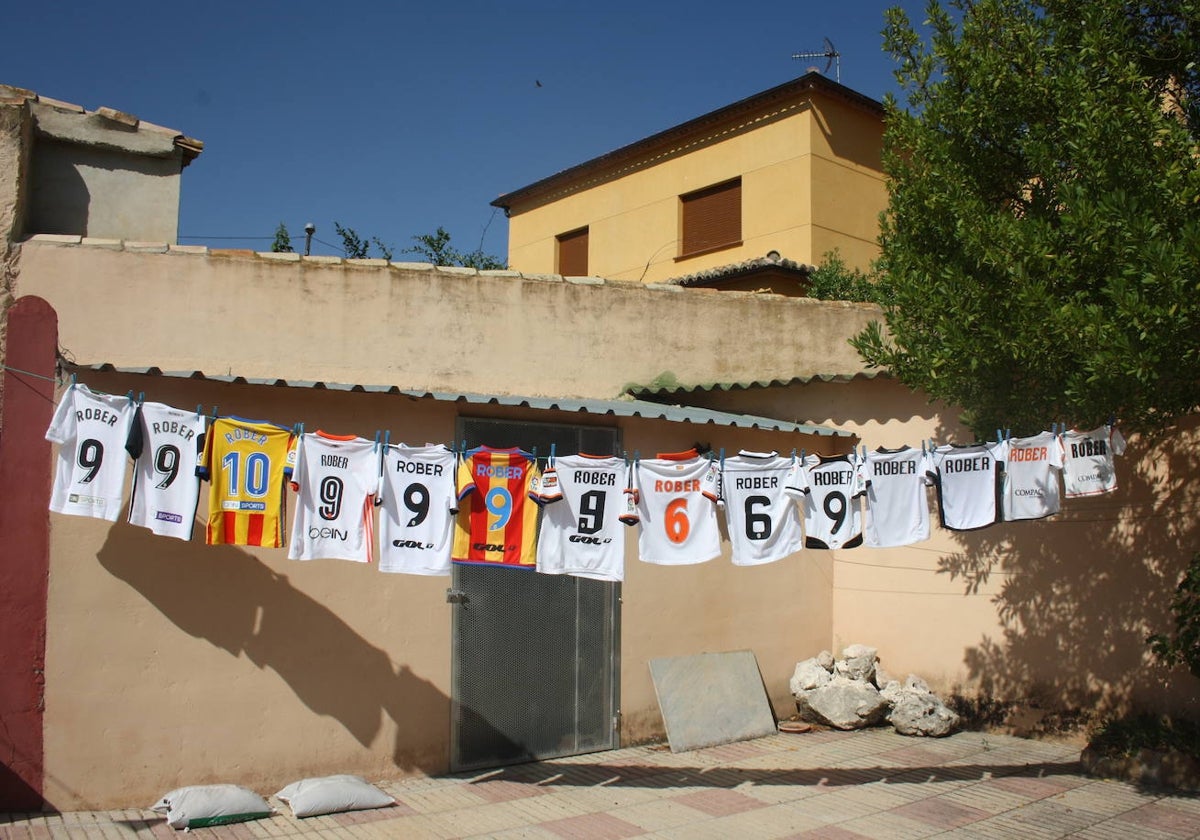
[6,1,928,260]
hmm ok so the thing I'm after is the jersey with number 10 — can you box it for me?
[452,447,540,567]
[45,384,137,522]
[200,416,295,547]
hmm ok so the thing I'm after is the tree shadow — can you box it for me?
[934,416,1200,717]
[95,525,519,774]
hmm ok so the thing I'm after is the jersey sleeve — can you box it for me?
[44,387,76,445]
[288,433,307,492]
[701,460,720,503]
[1110,426,1127,456]
[455,454,475,502]
[619,461,639,525]
[284,433,298,479]
[536,466,563,503]
[783,458,809,499]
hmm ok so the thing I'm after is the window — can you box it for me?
[556,227,589,276]
[680,178,742,258]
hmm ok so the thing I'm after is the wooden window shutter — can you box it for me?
[680,178,742,257]
[557,227,589,276]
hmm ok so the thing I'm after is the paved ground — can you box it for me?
[3,728,1199,838]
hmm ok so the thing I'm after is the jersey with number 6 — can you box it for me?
[288,432,382,562]
[720,451,804,565]
[536,454,634,581]
[786,454,865,550]
[45,384,137,522]
[452,447,540,568]
[199,416,295,547]
[126,401,205,539]
[379,444,459,575]
[632,456,721,565]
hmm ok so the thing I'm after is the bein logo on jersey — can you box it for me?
[309,527,349,541]
[155,511,184,524]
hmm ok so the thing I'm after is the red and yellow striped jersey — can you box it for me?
[452,447,540,567]
[200,416,296,547]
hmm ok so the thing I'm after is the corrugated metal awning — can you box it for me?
[70,363,849,437]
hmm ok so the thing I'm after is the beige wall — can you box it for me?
[16,240,879,398]
[41,371,837,809]
[504,88,885,282]
[668,378,1200,720]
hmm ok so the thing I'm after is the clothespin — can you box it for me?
[373,431,381,452]
[861,444,868,460]
[800,448,806,460]
[384,430,391,448]
[995,428,1002,444]
[1107,414,1116,427]
[633,449,640,463]
[531,446,538,463]
[1005,428,1011,441]
[550,443,556,467]
[210,406,219,421]
[921,439,927,454]
[137,392,145,406]
[196,404,203,419]
[126,390,134,400]
[69,373,77,387]
[719,448,725,469]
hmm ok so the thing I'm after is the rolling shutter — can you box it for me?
[681,178,742,257]
[557,227,589,276]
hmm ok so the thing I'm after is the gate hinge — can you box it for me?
[613,710,622,733]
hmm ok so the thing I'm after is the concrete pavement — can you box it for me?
[2,728,1199,838]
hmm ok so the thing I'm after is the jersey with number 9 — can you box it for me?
[126,400,206,540]
[199,416,295,547]
[452,446,540,568]
[379,443,459,575]
[45,384,137,522]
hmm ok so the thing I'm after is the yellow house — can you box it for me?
[492,72,887,289]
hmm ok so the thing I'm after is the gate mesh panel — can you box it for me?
[451,418,620,771]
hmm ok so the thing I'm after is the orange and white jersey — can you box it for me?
[1000,431,1064,521]
[288,431,382,562]
[631,455,721,566]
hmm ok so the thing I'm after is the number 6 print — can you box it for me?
[664,497,691,544]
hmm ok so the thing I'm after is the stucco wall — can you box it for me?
[504,88,885,282]
[15,239,879,397]
[39,371,836,810]
[674,378,1200,720]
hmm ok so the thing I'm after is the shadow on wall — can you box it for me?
[95,524,516,774]
[935,415,1200,717]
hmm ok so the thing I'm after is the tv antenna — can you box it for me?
[791,37,840,83]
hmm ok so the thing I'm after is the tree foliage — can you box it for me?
[270,222,293,253]
[403,226,506,270]
[1148,553,1200,679]
[807,251,888,303]
[333,222,393,261]
[853,0,1200,436]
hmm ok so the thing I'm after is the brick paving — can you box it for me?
[2,729,1198,838]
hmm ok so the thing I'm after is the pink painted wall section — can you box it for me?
[0,296,57,810]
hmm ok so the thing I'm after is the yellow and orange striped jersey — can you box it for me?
[200,416,296,547]
[452,447,540,567]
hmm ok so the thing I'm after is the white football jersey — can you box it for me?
[45,384,137,522]
[862,447,933,548]
[536,454,634,581]
[632,455,721,565]
[288,432,382,563]
[126,401,205,540]
[378,444,458,575]
[720,451,804,565]
[786,454,865,549]
[930,443,1002,531]
[1061,425,1126,498]
[1001,431,1064,521]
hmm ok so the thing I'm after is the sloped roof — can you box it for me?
[628,370,893,400]
[69,363,851,437]
[492,72,884,212]
[668,253,814,288]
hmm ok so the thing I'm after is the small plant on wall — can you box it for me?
[1148,553,1200,679]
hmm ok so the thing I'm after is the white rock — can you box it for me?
[795,676,889,730]
[790,658,833,695]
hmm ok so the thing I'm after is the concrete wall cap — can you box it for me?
[27,234,82,245]
[646,283,684,292]
[522,273,565,283]
[302,255,344,265]
[124,241,169,253]
[479,270,521,278]
[168,244,209,255]
[435,265,478,276]
[346,258,389,268]
[387,261,436,272]
[566,275,605,286]
[80,237,124,250]
[258,251,302,262]
[33,95,85,114]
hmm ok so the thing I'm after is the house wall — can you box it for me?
[504,88,885,283]
[37,370,836,810]
[683,378,1200,721]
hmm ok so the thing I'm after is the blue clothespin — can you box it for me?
[384,430,391,448]
[995,428,1002,444]
[373,431,381,452]
[196,404,203,419]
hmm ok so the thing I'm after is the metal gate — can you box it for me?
[450,418,621,772]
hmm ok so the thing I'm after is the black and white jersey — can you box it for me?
[929,443,1003,531]
[1061,425,1126,498]
[126,401,205,540]
[786,454,865,550]
[45,384,137,522]
[536,454,634,582]
[720,451,804,565]
[378,444,458,575]
[862,447,932,548]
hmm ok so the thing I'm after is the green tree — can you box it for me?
[807,251,887,303]
[852,0,1200,436]
[271,222,294,253]
[404,225,506,270]
[333,222,394,261]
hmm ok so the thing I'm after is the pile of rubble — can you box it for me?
[789,644,960,737]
